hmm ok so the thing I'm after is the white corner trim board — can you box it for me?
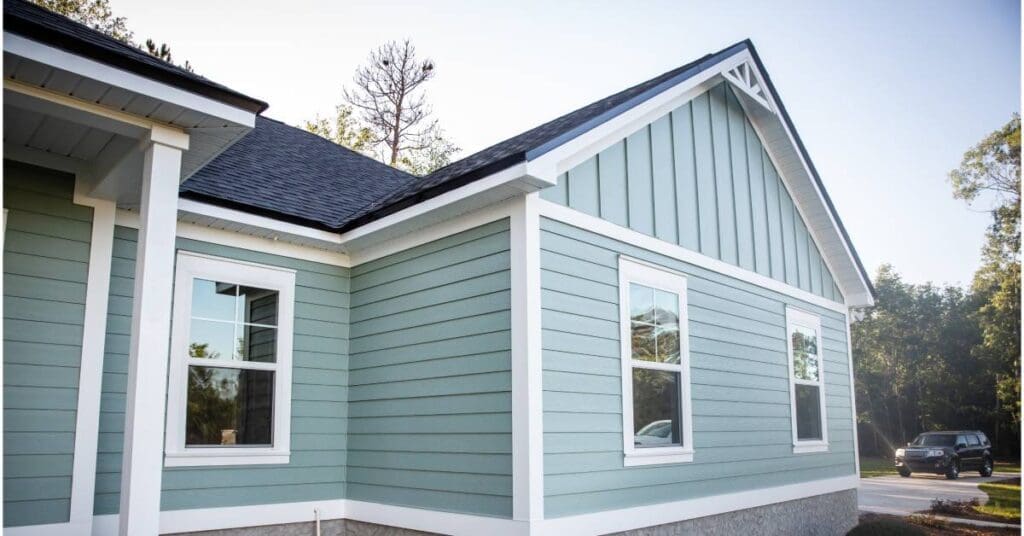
[66,191,117,533]
[537,199,847,314]
[510,192,545,521]
[21,474,858,536]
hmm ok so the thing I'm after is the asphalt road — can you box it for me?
[858,472,1018,516]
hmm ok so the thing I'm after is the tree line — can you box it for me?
[854,115,1020,458]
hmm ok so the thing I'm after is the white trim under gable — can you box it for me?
[538,199,847,314]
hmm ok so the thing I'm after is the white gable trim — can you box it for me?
[523,46,873,307]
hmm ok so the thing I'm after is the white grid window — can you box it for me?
[618,257,694,466]
[165,251,295,466]
[787,307,829,453]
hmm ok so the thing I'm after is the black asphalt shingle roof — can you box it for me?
[4,0,267,113]
[180,116,418,231]
[2,3,872,297]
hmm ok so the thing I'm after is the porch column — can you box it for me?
[119,126,189,536]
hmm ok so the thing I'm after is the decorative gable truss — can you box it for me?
[722,61,773,113]
[522,42,874,307]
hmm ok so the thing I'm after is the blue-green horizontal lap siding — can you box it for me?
[3,161,93,527]
[347,219,513,518]
[540,82,842,303]
[540,217,855,517]
[94,227,349,514]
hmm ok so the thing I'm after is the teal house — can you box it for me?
[3,1,875,534]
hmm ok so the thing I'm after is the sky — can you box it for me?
[109,0,1021,286]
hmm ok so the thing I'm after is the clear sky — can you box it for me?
[110,0,1021,286]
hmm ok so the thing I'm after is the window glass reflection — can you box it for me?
[792,325,819,381]
[186,366,274,446]
[630,283,682,364]
[795,384,822,440]
[632,369,681,448]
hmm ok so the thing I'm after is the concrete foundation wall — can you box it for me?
[165,489,858,535]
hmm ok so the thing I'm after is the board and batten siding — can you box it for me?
[347,219,513,518]
[540,217,855,517]
[541,82,842,302]
[94,227,349,513]
[3,161,92,527]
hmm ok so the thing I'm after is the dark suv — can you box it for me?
[895,431,993,479]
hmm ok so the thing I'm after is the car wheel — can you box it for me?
[946,459,960,480]
[898,467,912,478]
[980,458,993,477]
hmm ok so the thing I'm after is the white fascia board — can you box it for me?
[4,33,255,127]
[736,54,874,307]
[177,198,344,247]
[524,53,746,184]
[115,208,351,268]
[337,162,534,248]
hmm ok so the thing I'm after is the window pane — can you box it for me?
[795,384,822,440]
[238,286,278,326]
[189,319,237,360]
[656,328,680,364]
[629,284,655,323]
[186,366,274,446]
[238,324,277,363]
[792,325,819,381]
[191,279,237,321]
[632,369,681,448]
[654,289,679,325]
[631,321,657,361]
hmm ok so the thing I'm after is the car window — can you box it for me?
[912,434,956,447]
[967,435,981,447]
[956,435,968,447]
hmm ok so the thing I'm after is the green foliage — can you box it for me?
[32,0,133,42]
[853,266,987,454]
[302,104,374,154]
[854,116,1021,459]
[32,0,193,72]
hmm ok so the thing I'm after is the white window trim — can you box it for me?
[786,307,829,454]
[618,256,694,466]
[165,251,296,466]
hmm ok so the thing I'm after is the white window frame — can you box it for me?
[165,251,296,466]
[786,307,829,454]
[618,256,694,466]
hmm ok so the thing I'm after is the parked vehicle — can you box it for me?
[894,431,994,479]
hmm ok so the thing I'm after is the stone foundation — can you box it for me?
[166,489,858,536]
[609,489,859,536]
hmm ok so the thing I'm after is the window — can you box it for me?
[967,435,981,447]
[618,257,693,466]
[165,251,296,466]
[786,307,828,453]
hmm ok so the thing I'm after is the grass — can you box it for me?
[861,455,898,478]
[860,456,1021,479]
[994,460,1021,474]
[974,478,1020,523]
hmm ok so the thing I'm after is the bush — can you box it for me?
[847,518,926,536]
[930,497,980,517]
